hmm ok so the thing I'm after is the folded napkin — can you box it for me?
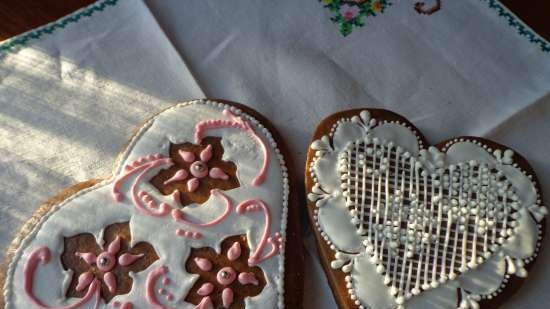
[0,0,203,260]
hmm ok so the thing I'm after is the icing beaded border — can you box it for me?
[4,100,290,309]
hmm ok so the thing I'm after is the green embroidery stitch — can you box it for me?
[0,0,118,55]
[482,0,550,53]
[320,0,391,36]
[320,0,549,53]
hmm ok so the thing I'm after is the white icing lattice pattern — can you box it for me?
[340,138,519,303]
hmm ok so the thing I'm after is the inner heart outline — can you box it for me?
[339,137,519,301]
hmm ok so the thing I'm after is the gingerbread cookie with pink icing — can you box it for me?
[1,100,303,309]
[305,108,546,309]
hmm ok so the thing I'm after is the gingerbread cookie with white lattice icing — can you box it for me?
[305,108,546,309]
[1,100,303,309]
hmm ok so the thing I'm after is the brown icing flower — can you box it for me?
[185,235,266,309]
[150,136,239,207]
[61,222,158,303]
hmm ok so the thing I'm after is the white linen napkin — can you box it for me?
[0,0,203,261]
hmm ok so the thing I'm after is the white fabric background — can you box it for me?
[1,0,549,308]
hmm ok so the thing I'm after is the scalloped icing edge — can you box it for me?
[307,109,546,309]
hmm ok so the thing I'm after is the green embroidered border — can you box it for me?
[482,0,550,52]
[320,0,549,52]
[0,0,118,54]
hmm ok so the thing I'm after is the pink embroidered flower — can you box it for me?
[61,222,158,302]
[185,235,265,308]
[150,136,239,207]
[340,4,360,21]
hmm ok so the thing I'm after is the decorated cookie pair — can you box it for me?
[1,101,546,309]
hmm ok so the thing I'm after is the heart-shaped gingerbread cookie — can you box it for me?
[306,109,546,309]
[1,100,303,309]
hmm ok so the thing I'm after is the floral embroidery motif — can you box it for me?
[184,235,266,308]
[61,222,158,302]
[320,0,390,36]
[320,0,443,36]
[150,136,239,207]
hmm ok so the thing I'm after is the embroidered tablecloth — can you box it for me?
[1,1,549,308]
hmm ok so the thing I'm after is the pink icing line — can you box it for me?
[194,109,269,186]
[171,189,232,227]
[145,266,175,309]
[24,247,101,309]
[112,154,168,201]
[130,160,173,217]
[236,200,281,266]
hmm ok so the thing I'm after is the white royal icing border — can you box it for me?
[308,110,546,309]
[4,100,290,309]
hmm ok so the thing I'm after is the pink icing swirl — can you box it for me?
[194,109,269,186]
[24,246,101,309]
[236,199,283,266]
[172,189,232,227]
[145,266,175,309]
[112,154,173,217]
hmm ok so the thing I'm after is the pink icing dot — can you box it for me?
[75,271,94,291]
[179,150,195,163]
[194,257,212,272]
[187,178,200,192]
[216,267,236,286]
[163,169,189,185]
[238,272,259,286]
[96,252,116,272]
[197,282,214,296]
[118,253,143,266]
[190,161,208,178]
[227,242,241,261]
[222,287,234,307]
[200,144,213,162]
[209,167,229,180]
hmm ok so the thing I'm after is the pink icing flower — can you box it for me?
[172,143,228,192]
[62,222,158,302]
[150,136,239,207]
[185,235,265,308]
[340,4,360,21]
